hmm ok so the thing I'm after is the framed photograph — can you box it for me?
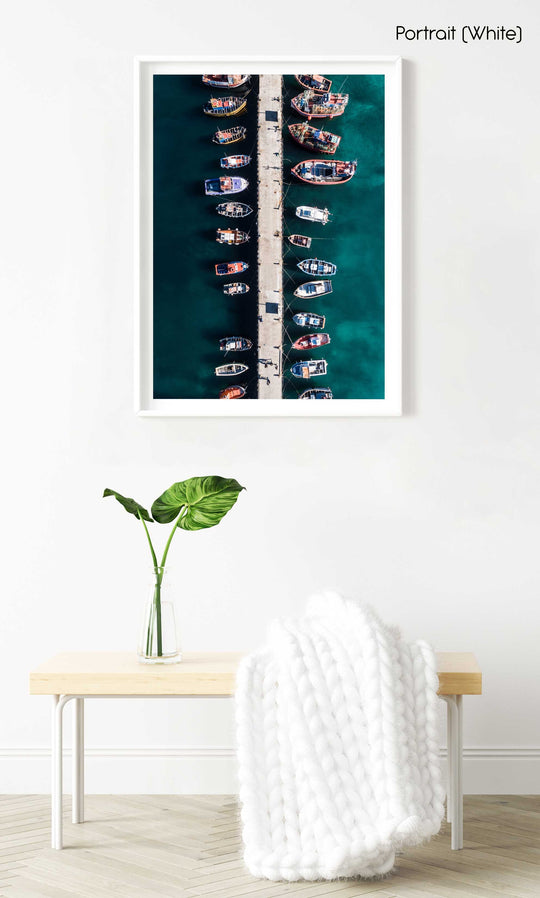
[136,56,401,416]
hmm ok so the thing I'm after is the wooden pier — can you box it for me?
[256,75,283,399]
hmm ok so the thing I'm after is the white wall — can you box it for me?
[1,0,539,794]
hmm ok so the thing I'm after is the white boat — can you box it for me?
[202,75,250,89]
[293,279,333,298]
[293,312,326,328]
[219,336,253,352]
[215,363,249,377]
[295,205,332,225]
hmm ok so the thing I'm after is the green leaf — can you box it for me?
[103,488,153,522]
[151,476,245,531]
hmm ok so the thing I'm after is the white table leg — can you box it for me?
[72,697,84,824]
[51,695,63,849]
[446,698,454,824]
[454,694,463,849]
[444,694,464,850]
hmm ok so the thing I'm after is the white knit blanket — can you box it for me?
[236,593,445,881]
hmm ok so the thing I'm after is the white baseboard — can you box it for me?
[1,746,539,794]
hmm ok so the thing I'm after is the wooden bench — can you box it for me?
[30,651,482,851]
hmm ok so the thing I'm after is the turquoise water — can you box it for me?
[153,74,384,400]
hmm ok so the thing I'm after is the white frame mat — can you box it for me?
[135,56,402,416]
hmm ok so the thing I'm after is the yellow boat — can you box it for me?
[212,126,247,145]
[203,96,247,117]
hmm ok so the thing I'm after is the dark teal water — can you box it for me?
[153,74,384,400]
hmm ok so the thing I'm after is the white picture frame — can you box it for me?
[135,56,402,416]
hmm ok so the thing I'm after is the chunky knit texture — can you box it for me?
[236,593,445,881]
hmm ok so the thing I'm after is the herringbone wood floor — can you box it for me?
[1,796,539,897]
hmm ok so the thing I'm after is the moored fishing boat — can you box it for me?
[212,126,247,145]
[298,258,337,276]
[291,90,349,119]
[216,228,249,245]
[290,360,328,378]
[299,388,333,399]
[215,363,249,376]
[216,202,253,218]
[293,311,326,328]
[223,282,250,295]
[215,261,249,276]
[293,279,333,298]
[295,74,333,93]
[288,234,312,248]
[220,154,251,168]
[202,75,250,89]
[203,96,247,117]
[219,384,247,399]
[288,122,341,154]
[296,205,332,225]
[219,336,253,352]
[292,159,357,185]
[205,176,248,196]
[292,333,331,350]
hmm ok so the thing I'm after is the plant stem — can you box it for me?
[138,512,158,570]
[137,511,161,657]
[139,508,186,659]
[159,507,187,572]
[154,576,162,656]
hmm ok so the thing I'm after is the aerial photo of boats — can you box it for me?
[152,73,385,400]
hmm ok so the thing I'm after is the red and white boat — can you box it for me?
[219,384,247,399]
[292,333,331,350]
[291,90,349,119]
[291,159,357,185]
[288,234,312,248]
[216,228,249,245]
[220,154,251,169]
[295,74,332,93]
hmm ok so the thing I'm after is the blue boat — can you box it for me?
[290,360,328,379]
[299,388,333,399]
[204,177,248,196]
[297,258,337,276]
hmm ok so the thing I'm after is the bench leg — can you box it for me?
[446,698,454,824]
[444,694,463,849]
[51,695,63,849]
[72,698,84,824]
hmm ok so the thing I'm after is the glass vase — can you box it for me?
[138,568,182,664]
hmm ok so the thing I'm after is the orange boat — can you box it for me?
[219,384,247,399]
[215,261,249,276]
[288,122,341,155]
